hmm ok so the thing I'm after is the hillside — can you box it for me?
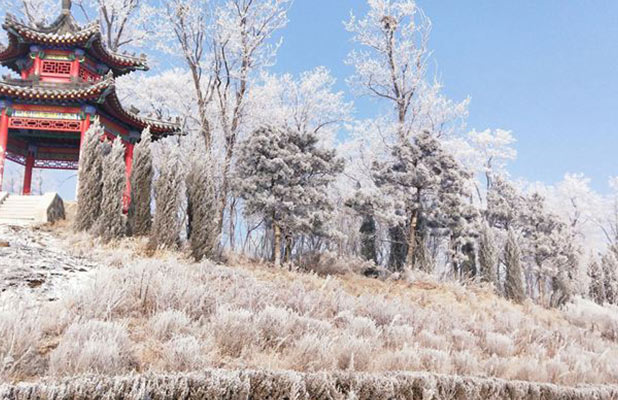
[1,220,618,400]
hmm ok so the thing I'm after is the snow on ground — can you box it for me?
[0,224,98,301]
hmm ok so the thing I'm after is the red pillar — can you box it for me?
[0,109,9,191]
[70,58,80,81]
[33,54,41,77]
[80,114,91,149]
[123,141,134,213]
[22,153,34,195]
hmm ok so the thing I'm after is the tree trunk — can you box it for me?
[228,198,237,251]
[537,273,546,307]
[284,234,293,263]
[273,222,282,267]
[360,214,378,263]
[388,224,407,272]
[405,210,418,267]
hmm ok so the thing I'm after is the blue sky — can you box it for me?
[273,0,618,193]
[4,0,618,198]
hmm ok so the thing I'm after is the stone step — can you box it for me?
[0,212,38,218]
[0,205,41,211]
[0,217,37,221]
[0,216,35,221]
[3,199,43,204]
[0,192,65,226]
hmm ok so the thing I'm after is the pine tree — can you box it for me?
[504,229,526,303]
[388,223,407,271]
[149,144,183,250]
[373,132,474,273]
[74,121,104,232]
[186,143,218,262]
[345,193,378,263]
[587,258,605,305]
[478,223,498,286]
[98,139,126,242]
[359,214,378,263]
[127,128,153,236]
[234,126,344,267]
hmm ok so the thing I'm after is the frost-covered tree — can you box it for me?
[467,129,517,190]
[372,132,472,272]
[149,144,183,250]
[127,128,153,236]
[249,67,353,146]
[436,156,479,278]
[345,193,378,263]
[345,0,468,271]
[602,248,618,305]
[587,258,605,305]
[234,126,344,267]
[478,223,498,286]
[74,121,104,232]
[98,138,126,242]
[345,0,467,138]
[503,229,525,304]
[486,176,522,231]
[153,0,292,240]
[186,135,218,262]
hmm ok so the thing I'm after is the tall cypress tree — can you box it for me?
[99,139,126,242]
[127,128,153,236]
[186,142,218,261]
[74,121,104,232]
[602,249,618,305]
[478,223,498,286]
[149,144,183,250]
[588,258,606,305]
[504,229,526,303]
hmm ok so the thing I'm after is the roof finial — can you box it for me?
[62,0,71,14]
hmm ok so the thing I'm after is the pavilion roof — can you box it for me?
[0,12,148,76]
[0,76,181,137]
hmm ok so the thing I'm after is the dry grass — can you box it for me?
[1,227,618,389]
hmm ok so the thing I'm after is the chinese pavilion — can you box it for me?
[0,0,179,206]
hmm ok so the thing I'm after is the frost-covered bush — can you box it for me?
[482,332,515,357]
[380,324,413,350]
[4,370,618,400]
[287,333,334,371]
[160,336,205,372]
[298,251,376,276]
[334,336,373,371]
[211,308,256,357]
[563,297,618,341]
[49,320,135,376]
[450,329,477,351]
[0,301,44,380]
[149,310,192,341]
[255,306,296,347]
[4,253,618,386]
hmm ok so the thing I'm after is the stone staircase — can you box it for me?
[0,192,65,226]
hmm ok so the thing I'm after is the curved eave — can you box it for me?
[0,78,113,102]
[3,14,99,46]
[101,90,181,138]
[89,40,149,75]
[1,14,148,76]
